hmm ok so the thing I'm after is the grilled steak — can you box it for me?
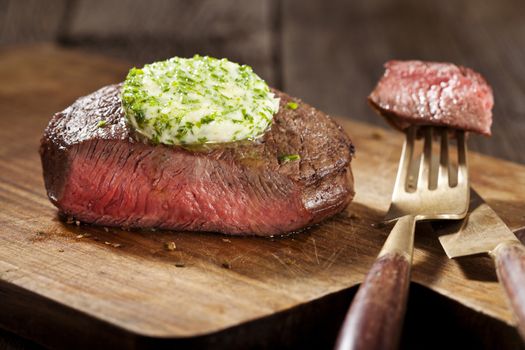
[369,60,494,135]
[40,84,354,236]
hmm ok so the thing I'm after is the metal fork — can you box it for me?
[335,126,470,350]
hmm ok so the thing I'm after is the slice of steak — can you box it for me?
[40,84,354,236]
[368,60,494,135]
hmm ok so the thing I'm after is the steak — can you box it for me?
[369,60,494,135]
[40,84,354,236]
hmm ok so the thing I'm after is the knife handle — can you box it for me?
[491,240,525,341]
[335,215,415,350]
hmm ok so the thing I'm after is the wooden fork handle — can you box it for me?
[335,216,415,350]
[491,241,525,340]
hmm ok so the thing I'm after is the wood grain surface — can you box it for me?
[0,45,524,349]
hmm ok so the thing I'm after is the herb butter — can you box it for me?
[121,55,280,145]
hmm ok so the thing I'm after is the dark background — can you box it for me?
[1,0,525,164]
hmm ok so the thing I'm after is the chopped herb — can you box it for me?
[286,101,298,110]
[278,154,301,164]
[196,114,215,127]
[222,261,232,269]
[97,120,107,128]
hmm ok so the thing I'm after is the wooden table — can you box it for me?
[1,45,524,349]
[3,0,525,345]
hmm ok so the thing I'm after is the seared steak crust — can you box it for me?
[40,84,354,236]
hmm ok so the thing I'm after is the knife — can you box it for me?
[435,189,525,340]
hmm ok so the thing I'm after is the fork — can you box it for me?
[335,125,470,350]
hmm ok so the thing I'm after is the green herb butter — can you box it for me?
[286,101,298,110]
[121,55,280,145]
[279,154,301,164]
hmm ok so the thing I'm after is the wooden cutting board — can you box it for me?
[1,45,524,349]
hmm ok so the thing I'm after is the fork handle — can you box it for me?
[335,215,415,350]
[491,241,525,340]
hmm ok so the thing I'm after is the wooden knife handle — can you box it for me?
[335,216,415,350]
[491,241,525,341]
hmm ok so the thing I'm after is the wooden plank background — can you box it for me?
[1,0,525,164]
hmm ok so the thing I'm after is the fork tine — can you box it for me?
[457,131,468,185]
[391,126,416,196]
[385,125,470,222]
[417,127,433,190]
[438,129,450,187]
[395,126,416,193]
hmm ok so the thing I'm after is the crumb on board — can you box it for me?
[103,241,122,248]
[76,234,84,239]
[371,131,383,140]
[58,249,64,253]
[165,241,177,251]
[284,258,294,265]
[75,220,80,226]
[103,227,109,232]
[221,261,232,269]
[222,238,231,243]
